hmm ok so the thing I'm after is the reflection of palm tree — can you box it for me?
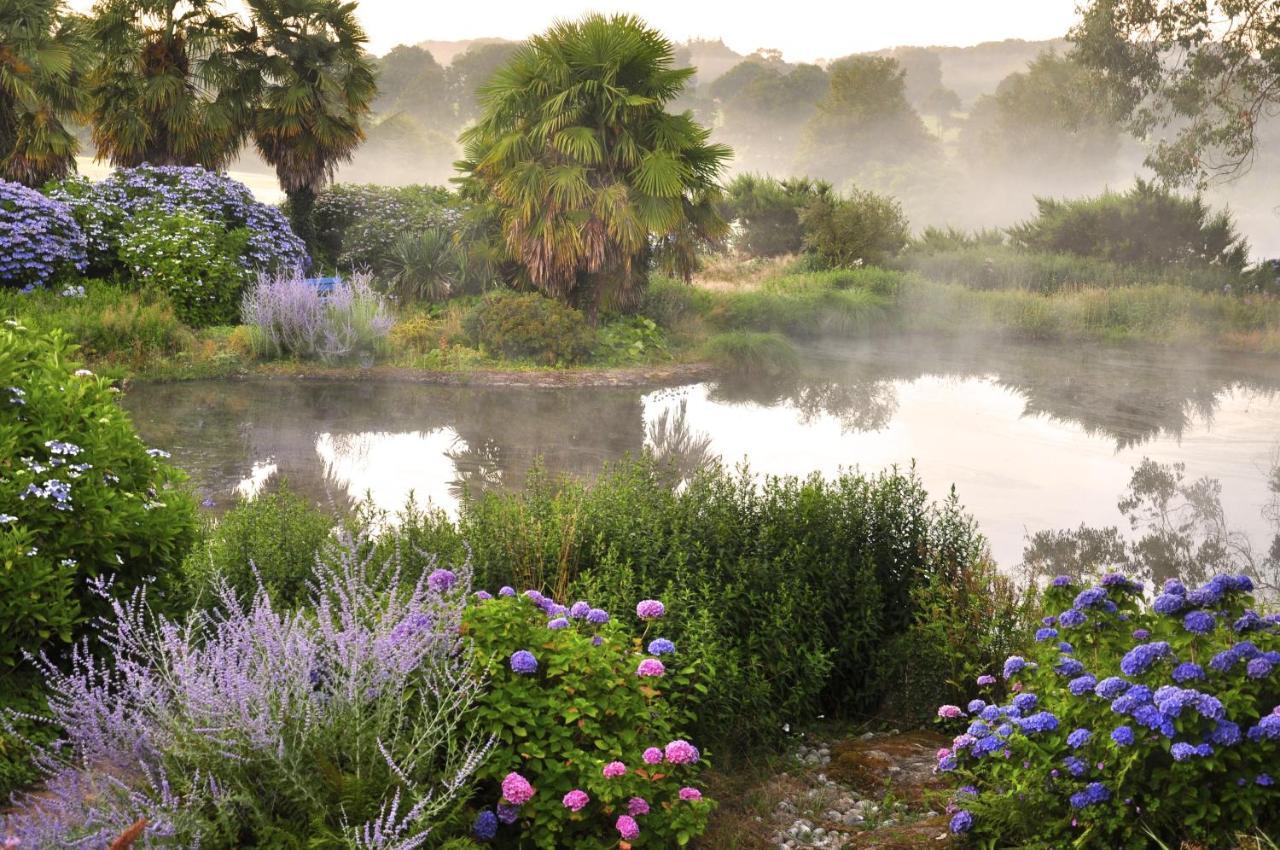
[446,437,504,501]
[646,398,715,486]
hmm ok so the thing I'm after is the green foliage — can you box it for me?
[594,316,669,365]
[709,271,891,337]
[462,290,596,365]
[637,276,712,331]
[946,575,1280,848]
[179,483,334,609]
[464,594,713,848]
[117,209,249,327]
[310,182,455,271]
[721,174,833,259]
[0,324,198,668]
[800,189,910,269]
[457,13,731,317]
[0,672,56,799]
[701,331,798,379]
[0,0,89,186]
[388,458,1006,747]
[388,228,463,303]
[1008,180,1250,272]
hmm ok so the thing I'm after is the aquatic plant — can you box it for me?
[937,573,1280,847]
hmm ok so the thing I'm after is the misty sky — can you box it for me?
[65,0,1083,59]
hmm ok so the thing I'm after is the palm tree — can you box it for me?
[0,0,89,186]
[245,0,375,251]
[88,0,253,168]
[456,13,732,320]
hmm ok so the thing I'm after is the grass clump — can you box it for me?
[702,331,799,378]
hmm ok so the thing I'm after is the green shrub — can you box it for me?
[388,228,461,303]
[638,276,712,330]
[384,458,1011,747]
[939,574,1280,847]
[1008,179,1250,272]
[0,324,199,668]
[0,672,56,799]
[710,275,890,338]
[722,173,833,258]
[463,290,596,365]
[311,183,454,271]
[800,188,910,269]
[117,209,249,327]
[463,591,712,848]
[701,331,799,378]
[594,316,669,364]
[179,484,335,609]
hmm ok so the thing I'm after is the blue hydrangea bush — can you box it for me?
[462,587,713,848]
[46,165,307,276]
[0,323,198,668]
[0,180,86,290]
[936,573,1280,848]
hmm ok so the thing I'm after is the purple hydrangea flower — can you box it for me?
[1056,657,1086,677]
[1120,641,1172,677]
[496,802,520,824]
[547,617,570,630]
[1063,755,1087,777]
[976,674,996,686]
[1058,609,1087,629]
[949,810,974,834]
[636,599,665,620]
[1069,782,1110,808]
[1067,728,1092,749]
[562,789,589,811]
[1247,657,1275,679]
[498,586,516,597]
[1074,587,1108,609]
[1111,725,1135,746]
[586,608,610,625]
[648,638,675,655]
[1183,610,1216,634]
[1050,576,1074,587]
[569,601,591,618]
[664,739,700,764]
[1153,593,1185,615]
[509,650,538,675]
[1095,677,1130,699]
[1035,627,1058,642]
[1019,711,1059,735]
[636,658,665,677]
[1068,675,1097,696]
[1012,693,1038,713]
[427,568,456,592]
[473,809,498,841]
[501,772,535,804]
[1002,656,1027,679]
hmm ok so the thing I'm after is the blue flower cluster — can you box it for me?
[0,180,87,289]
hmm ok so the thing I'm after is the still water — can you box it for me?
[122,339,1280,567]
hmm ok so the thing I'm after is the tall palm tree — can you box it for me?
[88,0,253,168]
[245,0,375,251]
[456,13,731,320]
[0,0,89,186]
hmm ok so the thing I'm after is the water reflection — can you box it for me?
[121,339,1280,567]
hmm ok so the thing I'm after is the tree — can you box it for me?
[722,173,832,258]
[446,41,520,125]
[799,188,910,268]
[457,13,731,320]
[716,61,828,176]
[88,0,253,168]
[372,44,452,130]
[1073,0,1280,186]
[0,0,88,185]
[246,0,376,251]
[798,56,934,183]
[959,52,1122,178]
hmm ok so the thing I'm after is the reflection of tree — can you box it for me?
[446,437,504,501]
[1022,456,1280,596]
[707,372,900,434]
[645,398,715,486]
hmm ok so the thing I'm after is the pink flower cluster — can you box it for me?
[603,760,628,779]
[501,772,535,805]
[664,739,700,765]
[637,658,666,677]
[562,789,589,811]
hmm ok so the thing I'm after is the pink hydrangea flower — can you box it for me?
[937,704,964,719]
[603,760,627,778]
[642,746,663,765]
[664,739,700,765]
[637,658,666,677]
[501,772,535,805]
[679,787,702,801]
[628,796,650,816]
[616,815,640,840]
[937,747,952,760]
[562,789,589,811]
[635,599,665,620]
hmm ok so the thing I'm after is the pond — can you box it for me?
[122,338,1280,568]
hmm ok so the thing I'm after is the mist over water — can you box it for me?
[122,339,1280,569]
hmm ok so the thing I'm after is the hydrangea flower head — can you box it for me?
[1058,609,1087,629]
[501,772,535,805]
[648,638,676,655]
[642,747,663,765]
[474,590,493,601]
[1035,627,1058,642]
[587,608,610,625]
[938,704,965,719]
[509,650,538,675]
[603,761,627,778]
[473,809,498,841]
[1111,725,1135,746]
[1050,575,1074,587]
[678,787,702,801]
[1172,662,1205,683]
[569,601,591,618]
[426,568,456,592]
[664,739,700,764]
[1153,593,1185,615]
[976,674,996,686]
[1183,610,1216,634]
[1002,656,1027,679]
[628,796,650,815]
[950,810,974,834]
[548,617,570,630]
[637,658,666,677]
[1069,782,1110,808]
[1068,675,1097,696]
[1120,641,1172,677]
[562,789,589,811]
[496,802,520,824]
[1012,693,1038,712]
[1067,728,1092,749]
[1019,711,1059,735]
[636,599,665,620]
[616,815,640,840]
[498,586,516,597]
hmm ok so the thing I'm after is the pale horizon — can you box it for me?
[65,0,1082,60]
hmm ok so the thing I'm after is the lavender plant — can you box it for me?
[45,166,308,276]
[241,271,394,363]
[1,536,492,849]
[0,180,86,289]
[936,573,1280,848]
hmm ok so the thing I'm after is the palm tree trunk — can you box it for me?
[286,184,317,265]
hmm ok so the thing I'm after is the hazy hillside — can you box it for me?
[870,38,1067,105]
[413,37,516,65]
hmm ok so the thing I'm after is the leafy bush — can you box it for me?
[463,590,712,848]
[0,673,57,800]
[388,228,462,302]
[1008,180,1250,272]
[701,331,799,378]
[311,183,455,271]
[800,188,910,269]
[722,173,833,258]
[937,573,1280,848]
[117,209,250,327]
[241,271,394,363]
[46,166,308,276]
[0,179,86,289]
[1,536,489,849]
[386,458,1009,746]
[463,290,596,365]
[179,483,335,609]
[0,324,198,668]
[595,316,669,364]
[637,276,711,330]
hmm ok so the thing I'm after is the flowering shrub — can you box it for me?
[311,183,456,272]
[0,179,86,289]
[462,589,713,847]
[117,209,250,326]
[241,270,394,363]
[46,166,307,276]
[0,323,198,668]
[937,573,1280,848]
[1,537,490,849]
